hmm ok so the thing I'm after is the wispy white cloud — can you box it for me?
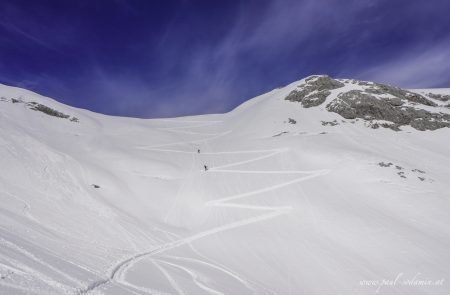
[133,0,364,116]
[0,21,55,50]
[353,39,450,88]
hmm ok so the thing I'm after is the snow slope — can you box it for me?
[0,78,449,295]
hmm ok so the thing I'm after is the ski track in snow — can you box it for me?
[154,258,223,295]
[80,120,329,295]
[152,260,186,295]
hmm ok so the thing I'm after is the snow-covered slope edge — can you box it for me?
[0,78,449,295]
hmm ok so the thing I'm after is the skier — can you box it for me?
[197,149,200,153]
[204,165,208,171]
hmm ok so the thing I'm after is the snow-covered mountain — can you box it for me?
[1,76,449,295]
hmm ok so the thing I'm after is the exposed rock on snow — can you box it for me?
[378,162,393,167]
[365,83,437,106]
[285,76,450,131]
[326,90,450,130]
[427,92,450,102]
[29,102,80,122]
[321,120,339,126]
[272,131,288,137]
[285,75,344,107]
[28,102,71,119]
[2,96,80,122]
[377,161,430,181]
[398,171,406,178]
[327,90,401,121]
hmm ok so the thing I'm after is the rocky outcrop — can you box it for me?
[1,97,79,122]
[427,93,450,102]
[365,83,436,106]
[28,102,71,119]
[285,75,450,131]
[326,90,450,131]
[285,75,344,108]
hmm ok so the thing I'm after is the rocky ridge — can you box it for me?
[0,96,79,122]
[285,75,450,131]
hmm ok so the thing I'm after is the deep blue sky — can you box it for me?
[1,0,450,118]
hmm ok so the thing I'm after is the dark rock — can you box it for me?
[398,171,406,178]
[285,76,449,131]
[367,83,436,106]
[272,131,288,137]
[326,90,450,131]
[409,116,450,131]
[404,92,437,106]
[427,93,450,102]
[285,75,344,108]
[378,162,393,167]
[365,88,384,95]
[380,123,402,131]
[381,97,404,107]
[303,91,331,108]
[304,76,345,91]
[29,103,70,119]
[288,118,296,124]
[285,89,309,103]
[327,90,405,122]
[356,81,373,86]
[321,120,339,126]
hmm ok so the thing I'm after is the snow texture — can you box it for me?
[0,78,449,294]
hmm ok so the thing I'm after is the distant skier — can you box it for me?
[204,165,208,171]
[197,149,200,153]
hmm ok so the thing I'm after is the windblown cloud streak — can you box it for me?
[354,40,450,88]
